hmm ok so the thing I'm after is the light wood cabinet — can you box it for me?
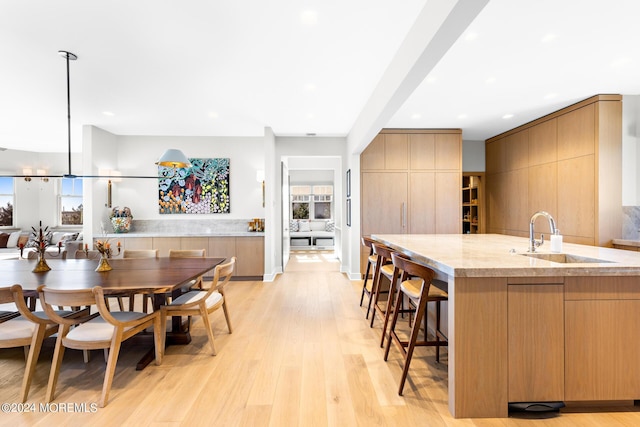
[99,235,263,278]
[485,95,622,246]
[508,283,564,403]
[360,129,461,273]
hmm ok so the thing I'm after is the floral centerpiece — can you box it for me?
[110,206,133,233]
[91,237,121,272]
[29,221,61,272]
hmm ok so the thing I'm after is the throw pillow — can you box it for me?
[0,233,9,248]
[50,232,67,246]
[290,219,299,232]
[298,220,310,232]
[77,232,84,241]
[60,232,79,244]
[7,230,21,247]
[325,221,335,232]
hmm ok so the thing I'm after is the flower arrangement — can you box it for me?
[110,206,133,233]
[28,221,61,272]
[94,239,120,258]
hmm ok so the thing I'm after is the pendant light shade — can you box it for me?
[155,149,191,168]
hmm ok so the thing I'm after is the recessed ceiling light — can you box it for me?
[485,77,496,85]
[502,114,514,119]
[102,111,114,116]
[300,10,318,25]
[306,113,315,119]
[544,93,558,99]
[425,75,437,84]
[411,113,421,120]
[457,114,468,120]
[304,83,316,92]
[464,31,478,41]
[209,112,219,119]
[541,33,557,43]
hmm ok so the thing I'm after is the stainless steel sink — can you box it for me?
[520,253,613,263]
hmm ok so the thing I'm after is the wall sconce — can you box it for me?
[99,169,121,208]
[256,170,265,207]
[36,169,49,182]
[22,168,32,182]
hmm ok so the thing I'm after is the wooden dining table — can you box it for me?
[0,256,225,369]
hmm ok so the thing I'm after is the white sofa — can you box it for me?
[289,219,335,249]
[0,229,83,259]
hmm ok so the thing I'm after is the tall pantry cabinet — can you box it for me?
[485,95,622,246]
[360,129,462,273]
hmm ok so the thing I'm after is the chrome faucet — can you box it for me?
[529,211,557,252]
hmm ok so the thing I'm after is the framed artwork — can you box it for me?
[346,169,351,198]
[158,158,230,214]
[346,198,351,227]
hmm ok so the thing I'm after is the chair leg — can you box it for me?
[360,261,372,306]
[20,325,47,402]
[398,296,428,396]
[200,308,217,356]
[221,299,233,333]
[46,324,70,403]
[366,261,381,320]
[384,288,404,362]
[153,314,163,365]
[160,310,167,355]
[100,331,124,408]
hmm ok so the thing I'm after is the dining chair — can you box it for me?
[123,249,159,312]
[0,285,76,402]
[160,257,236,356]
[360,236,377,318]
[384,253,448,395]
[27,250,67,260]
[369,242,396,328]
[168,249,206,289]
[37,284,162,407]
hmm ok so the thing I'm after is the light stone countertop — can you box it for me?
[612,238,640,247]
[102,232,264,238]
[372,234,640,278]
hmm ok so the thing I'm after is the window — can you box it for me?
[60,178,83,225]
[290,185,333,220]
[0,177,14,227]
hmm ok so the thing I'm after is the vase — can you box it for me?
[95,253,112,272]
[32,251,51,273]
[111,217,132,233]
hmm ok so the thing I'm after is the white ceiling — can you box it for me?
[1,0,639,153]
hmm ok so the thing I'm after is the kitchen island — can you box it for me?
[372,233,640,418]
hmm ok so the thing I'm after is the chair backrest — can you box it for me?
[390,253,435,289]
[74,249,101,260]
[210,257,236,292]
[123,249,159,259]
[0,287,14,305]
[371,242,394,262]
[37,285,98,325]
[169,249,206,258]
[27,250,67,260]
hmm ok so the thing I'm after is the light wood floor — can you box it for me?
[2,250,640,426]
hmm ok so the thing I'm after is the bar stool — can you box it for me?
[384,252,448,395]
[379,251,411,348]
[360,236,377,318]
[369,242,396,328]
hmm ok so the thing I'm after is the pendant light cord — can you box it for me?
[58,50,77,178]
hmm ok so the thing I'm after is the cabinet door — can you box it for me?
[435,172,461,233]
[528,163,557,231]
[557,103,595,160]
[384,133,408,170]
[504,168,528,236]
[409,172,435,233]
[508,284,564,402]
[435,133,461,170]
[208,236,236,259]
[557,155,594,242]
[361,172,408,235]
[180,237,209,252]
[153,237,176,257]
[529,119,557,166]
[361,134,385,170]
[236,236,264,277]
[409,133,435,170]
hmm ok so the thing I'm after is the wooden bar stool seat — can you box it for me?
[384,253,448,395]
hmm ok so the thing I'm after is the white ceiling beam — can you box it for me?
[347,0,489,155]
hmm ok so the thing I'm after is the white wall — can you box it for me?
[622,95,640,205]
[463,139,485,172]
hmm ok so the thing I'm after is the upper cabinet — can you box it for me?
[485,95,622,246]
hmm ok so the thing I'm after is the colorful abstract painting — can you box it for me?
[158,158,230,214]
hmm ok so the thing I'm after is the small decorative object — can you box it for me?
[91,239,121,272]
[30,221,61,273]
[110,206,133,233]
